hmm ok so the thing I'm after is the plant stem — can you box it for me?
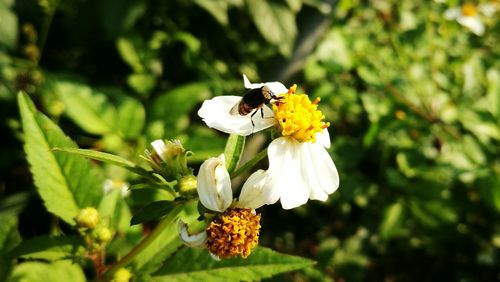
[230,149,267,179]
[101,203,185,281]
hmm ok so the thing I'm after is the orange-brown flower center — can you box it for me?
[206,208,261,259]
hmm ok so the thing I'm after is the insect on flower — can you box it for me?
[230,85,283,129]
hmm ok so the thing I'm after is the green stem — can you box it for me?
[230,149,268,179]
[101,203,185,281]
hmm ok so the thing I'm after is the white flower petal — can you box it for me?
[151,139,167,161]
[316,128,331,149]
[457,16,485,35]
[265,137,340,209]
[196,154,232,212]
[237,170,271,209]
[178,220,207,248]
[266,137,310,209]
[242,74,289,96]
[479,3,498,17]
[302,142,339,201]
[198,96,276,136]
[444,8,460,20]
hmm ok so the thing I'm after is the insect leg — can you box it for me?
[250,109,258,133]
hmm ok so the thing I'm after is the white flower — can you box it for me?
[196,154,271,211]
[444,3,497,36]
[197,76,340,209]
[179,154,266,258]
[197,75,288,136]
[103,179,130,197]
[196,154,233,212]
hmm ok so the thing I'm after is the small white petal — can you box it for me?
[457,16,485,35]
[265,137,340,209]
[209,252,221,261]
[266,137,310,209]
[302,142,339,201]
[479,3,498,17]
[178,220,207,248]
[237,170,271,209]
[316,128,331,149]
[197,154,232,212]
[151,139,167,161]
[198,96,276,136]
[444,8,460,20]
[242,74,289,96]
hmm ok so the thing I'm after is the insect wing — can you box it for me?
[230,99,242,115]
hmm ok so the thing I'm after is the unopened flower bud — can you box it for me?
[75,207,100,229]
[112,268,132,282]
[94,226,113,244]
[178,174,197,196]
[144,139,192,180]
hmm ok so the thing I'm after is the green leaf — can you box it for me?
[99,189,131,232]
[247,0,297,56]
[117,36,144,72]
[53,81,117,135]
[127,73,156,97]
[116,98,145,138]
[18,92,104,224]
[51,148,154,181]
[151,83,211,133]
[194,0,229,26]
[132,201,199,277]
[223,134,246,174]
[9,236,84,261]
[0,214,20,281]
[379,202,405,240]
[153,246,315,282]
[8,260,86,282]
[0,4,18,50]
[130,201,173,225]
[52,147,135,167]
[0,192,29,218]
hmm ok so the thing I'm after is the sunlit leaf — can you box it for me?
[152,246,315,282]
[247,0,297,56]
[8,260,86,282]
[18,93,104,224]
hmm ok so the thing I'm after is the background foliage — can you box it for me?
[1,0,499,281]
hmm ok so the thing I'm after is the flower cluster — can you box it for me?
[179,74,340,259]
[444,2,499,36]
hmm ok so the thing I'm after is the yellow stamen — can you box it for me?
[206,208,261,259]
[272,86,329,143]
[462,3,477,16]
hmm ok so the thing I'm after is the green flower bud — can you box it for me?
[112,268,132,282]
[178,174,197,196]
[145,139,192,180]
[75,207,100,229]
[94,226,113,244]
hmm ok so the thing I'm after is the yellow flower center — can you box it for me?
[272,85,329,143]
[206,208,261,259]
[462,3,477,16]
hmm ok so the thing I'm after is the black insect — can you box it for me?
[230,85,283,129]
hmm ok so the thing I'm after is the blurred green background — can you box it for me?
[1,0,499,281]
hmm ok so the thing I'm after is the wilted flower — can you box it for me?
[444,2,498,35]
[179,154,268,259]
[198,75,339,210]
